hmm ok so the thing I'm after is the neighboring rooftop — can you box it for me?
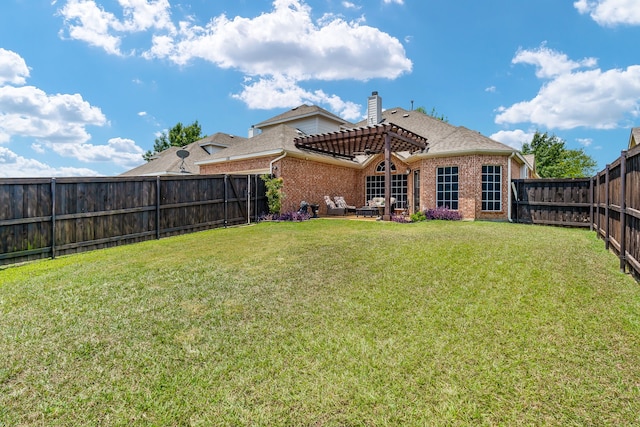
[121,133,244,176]
[629,127,640,149]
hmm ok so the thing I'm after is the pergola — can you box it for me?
[294,122,428,220]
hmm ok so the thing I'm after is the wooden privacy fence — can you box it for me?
[0,175,268,266]
[512,143,640,278]
[512,178,592,227]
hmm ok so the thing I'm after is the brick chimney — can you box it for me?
[367,91,382,125]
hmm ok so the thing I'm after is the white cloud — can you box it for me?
[58,0,124,55]
[496,45,640,130]
[57,0,175,55]
[342,1,360,9]
[383,0,404,4]
[0,147,100,177]
[577,137,593,147]
[232,75,362,120]
[31,143,45,154]
[574,0,640,26]
[485,86,496,93]
[0,85,107,144]
[0,48,30,85]
[58,0,411,119]
[48,137,144,168]
[512,44,597,79]
[0,50,145,177]
[490,129,534,150]
[143,0,411,80]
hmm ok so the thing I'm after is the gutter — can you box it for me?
[270,151,287,176]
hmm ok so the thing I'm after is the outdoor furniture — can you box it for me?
[356,206,378,217]
[324,195,346,215]
[334,196,356,214]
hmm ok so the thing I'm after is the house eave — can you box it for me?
[195,149,284,166]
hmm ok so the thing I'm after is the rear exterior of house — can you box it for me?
[138,93,535,221]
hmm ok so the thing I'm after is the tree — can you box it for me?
[522,131,597,178]
[143,120,205,161]
[415,106,449,123]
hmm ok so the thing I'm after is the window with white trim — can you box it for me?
[482,165,502,211]
[375,161,396,173]
[436,166,458,210]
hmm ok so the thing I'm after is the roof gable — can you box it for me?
[253,104,350,130]
[629,127,640,149]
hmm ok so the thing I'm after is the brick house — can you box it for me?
[195,92,534,220]
[130,92,534,220]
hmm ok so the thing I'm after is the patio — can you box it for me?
[294,122,428,220]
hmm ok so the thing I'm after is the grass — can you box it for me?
[1,220,640,426]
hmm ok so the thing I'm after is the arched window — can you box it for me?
[376,161,396,173]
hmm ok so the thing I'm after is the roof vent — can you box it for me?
[403,113,410,118]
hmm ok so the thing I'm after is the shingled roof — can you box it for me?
[253,104,349,130]
[121,132,243,176]
[196,125,306,164]
[355,107,513,156]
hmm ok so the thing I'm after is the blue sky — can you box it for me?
[1,0,639,177]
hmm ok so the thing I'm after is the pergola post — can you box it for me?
[383,132,392,221]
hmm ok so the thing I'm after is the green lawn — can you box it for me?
[1,220,639,426]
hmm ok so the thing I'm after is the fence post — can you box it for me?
[605,165,610,250]
[224,175,228,228]
[620,151,627,272]
[254,175,259,222]
[51,178,56,260]
[156,176,161,240]
[247,175,251,224]
[589,176,594,232]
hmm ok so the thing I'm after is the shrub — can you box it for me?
[410,211,426,222]
[260,174,285,214]
[391,214,412,223]
[260,211,310,222]
[425,206,462,221]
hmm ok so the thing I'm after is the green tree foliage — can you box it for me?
[261,174,285,214]
[415,106,449,123]
[522,131,597,178]
[143,120,205,161]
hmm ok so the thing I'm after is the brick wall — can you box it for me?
[416,154,510,220]
[278,156,360,214]
[199,152,514,220]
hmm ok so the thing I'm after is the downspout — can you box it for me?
[508,152,515,222]
[270,151,287,176]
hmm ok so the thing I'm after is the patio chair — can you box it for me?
[368,197,396,208]
[324,195,346,215]
[334,196,357,214]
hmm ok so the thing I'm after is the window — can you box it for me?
[436,166,458,210]
[482,165,502,211]
[375,161,396,173]
[366,174,407,208]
